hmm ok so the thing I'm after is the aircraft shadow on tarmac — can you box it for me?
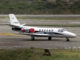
[3,38,71,42]
[0,37,77,42]
[22,39,78,42]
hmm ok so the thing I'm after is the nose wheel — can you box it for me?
[66,38,70,42]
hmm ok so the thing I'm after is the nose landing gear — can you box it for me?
[66,38,70,42]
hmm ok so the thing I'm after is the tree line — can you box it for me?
[0,0,80,14]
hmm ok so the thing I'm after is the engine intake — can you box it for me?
[29,28,35,33]
[21,28,26,32]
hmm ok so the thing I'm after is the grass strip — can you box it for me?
[0,48,80,60]
[18,17,80,20]
[0,16,80,20]
[26,24,80,27]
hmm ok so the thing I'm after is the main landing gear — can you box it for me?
[48,37,52,40]
[66,38,70,42]
[31,36,70,41]
[31,36,35,41]
[31,36,52,41]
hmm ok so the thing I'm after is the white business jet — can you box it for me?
[9,14,76,41]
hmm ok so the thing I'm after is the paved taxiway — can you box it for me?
[0,25,80,49]
[1,19,80,25]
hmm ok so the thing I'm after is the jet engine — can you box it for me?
[21,28,35,33]
[12,27,21,31]
[29,28,35,33]
[21,28,26,32]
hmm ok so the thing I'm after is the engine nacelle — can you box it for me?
[29,28,35,33]
[21,28,26,32]
[20,28,35,33]
[12,27,21,31]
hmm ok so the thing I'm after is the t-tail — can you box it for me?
[9,14,20,26]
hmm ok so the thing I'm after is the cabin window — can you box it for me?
[46,30,47,32]
[48,30,49,32]
[47,30,48,32]
[44,30,45,32]
[43,29,44,32]
[51,30,53,32]
[42,29,43,32]
[41,29,42,31]
[39,29,40,31]
[49,30,50,32]
[42,29,43,31]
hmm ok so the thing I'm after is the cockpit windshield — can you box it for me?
[58,28,66,32]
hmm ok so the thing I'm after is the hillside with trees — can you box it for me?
[0,0,80,14]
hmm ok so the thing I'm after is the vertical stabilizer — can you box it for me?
[9,14,20,25]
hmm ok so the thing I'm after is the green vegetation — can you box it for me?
[0,0,80,14]
[26,24,80,27]
[1,16,80,20]
[17,17,80,20]
[0,48,80,60]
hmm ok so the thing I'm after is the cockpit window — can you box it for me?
[58,29,66,32]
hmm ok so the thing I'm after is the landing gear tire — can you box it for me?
[66,38,70,42]
[31,36,35,41]
[48,37,52,40]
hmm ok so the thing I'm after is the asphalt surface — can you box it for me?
[1,19,80,25]
[0,25,80,49]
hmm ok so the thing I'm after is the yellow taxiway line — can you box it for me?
[0,33,20,36]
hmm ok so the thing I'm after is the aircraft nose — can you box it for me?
[69,32,77,37]
[64,31,77,38]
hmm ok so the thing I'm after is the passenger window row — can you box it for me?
[39,29,54,32]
